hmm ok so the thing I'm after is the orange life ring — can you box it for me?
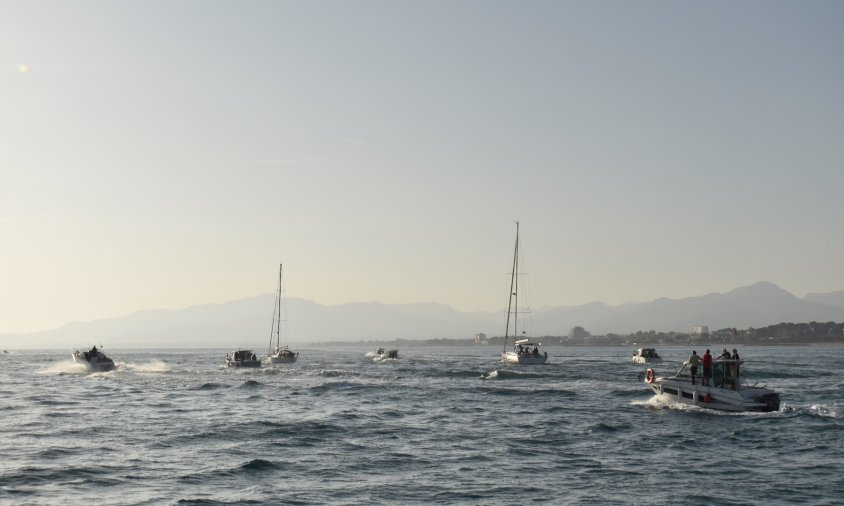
[645,368,655,383]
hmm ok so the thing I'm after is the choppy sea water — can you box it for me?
[1,345,842,505]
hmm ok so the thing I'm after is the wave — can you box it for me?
[192,382,229,390]
[237,379,264,388]
[586,420,633,433]
[1,465,125,488]
[480,385,577,397]
[239,458,281,472]
[310,369,362,378]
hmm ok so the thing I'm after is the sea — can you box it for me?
[1,345,842,505]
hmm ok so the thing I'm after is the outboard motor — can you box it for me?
[761,393,781,412]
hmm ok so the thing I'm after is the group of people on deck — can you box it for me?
[516,344,541,357]
[687,347,740,386]
[82,345,100,361]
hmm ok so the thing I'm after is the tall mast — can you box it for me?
[503,221,519,353]
[276,264,282,349]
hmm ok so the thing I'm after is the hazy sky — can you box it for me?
[2,1,842,333]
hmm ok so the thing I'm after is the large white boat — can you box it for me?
[500,222,547,365]
[644,359,780,412]
[266,264,298,364]
[632,348,663,364]
[72,346,116,372]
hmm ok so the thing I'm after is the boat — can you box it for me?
[71,345,116,372]
[632,348,663,364]
[226,349,262,368]
[643,358,780,412]
[373,348,399,360]
[266,264,298,364]
[500,221,547,365]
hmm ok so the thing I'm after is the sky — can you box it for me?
[2,1,843,334]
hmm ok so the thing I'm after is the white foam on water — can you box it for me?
[121,360,170,373]
[36,360,89,376]
[807,403,840,418]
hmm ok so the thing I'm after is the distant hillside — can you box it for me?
[534,281,842,334]
[1,281,842,348]
[804,290,844,309]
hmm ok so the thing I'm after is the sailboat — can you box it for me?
[501,222,548,365]
[266,263,298,364]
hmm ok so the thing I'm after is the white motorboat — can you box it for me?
[226,349,262,368]
[266,264,298,364]
[644,359,780,412]
[500,221,548,365]
[632,348,663,364]
[71,346,116,372]
[372,348,399,361]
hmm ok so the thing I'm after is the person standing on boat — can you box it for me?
[687,350,701,385]
[702,349,713,386]
[732,349,740,360]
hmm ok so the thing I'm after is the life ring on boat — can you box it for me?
[645,368,655,383]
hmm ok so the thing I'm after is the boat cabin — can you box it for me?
[231,350,256,361]
[712,359,741,390]
[514,339,542,357]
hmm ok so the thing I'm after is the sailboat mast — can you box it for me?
[503,221,519,353]
[514,222,519,342]
[276,263,282,349]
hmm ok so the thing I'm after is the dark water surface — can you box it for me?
[1,345,842,505]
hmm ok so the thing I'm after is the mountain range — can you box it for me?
[3,282,843,348]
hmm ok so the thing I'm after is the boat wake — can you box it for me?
[807,403,841,418]
[483,369,550,380]
[121,360,170,373]
[780,403,842,419]
[36,360,93,376]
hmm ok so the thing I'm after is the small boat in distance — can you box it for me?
[373,348,399,360]
[501,221,547,365]
[72,345,116,372]
[226,350,262,368]
[266,264,298,364]
[632,348,663,364]
[644,358,780,412]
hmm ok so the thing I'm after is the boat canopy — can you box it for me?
[515,339,540,346]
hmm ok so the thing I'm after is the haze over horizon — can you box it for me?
[3,1,843,334]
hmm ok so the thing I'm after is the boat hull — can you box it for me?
[632,356,663,364]
[71,351,116,372]
[645,376,780,412]
[226,350,262,368]
[502,352,547,365]
[267,354,297,364]
[226,359,262,368]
